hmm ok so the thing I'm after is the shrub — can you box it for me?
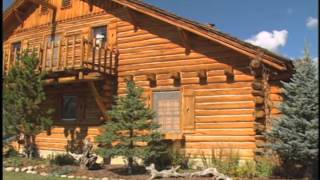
[236,160,257,178]
[170,149,193,169]
[49,153,76,166]
[255,156,275,177]
[200,148,240,176]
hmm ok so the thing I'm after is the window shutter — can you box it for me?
[181,87,195,133]
[107,21,117,49]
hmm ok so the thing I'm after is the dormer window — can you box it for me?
[92,26,107,48]
[61,0,72,9]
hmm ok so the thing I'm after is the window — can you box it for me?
[11,42,21,62]
[46,34,60,67]
[92,26,107,48]
[62,96,77,121]
[153,91,181,132]
[61,0,72,9]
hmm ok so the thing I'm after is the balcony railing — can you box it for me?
[3,36,119,77]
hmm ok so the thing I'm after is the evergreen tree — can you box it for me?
[95,81,163,174]
[3,51,53,158]
[266,48,318,177]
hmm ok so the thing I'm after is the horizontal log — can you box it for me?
[196,122,254,129]
[196,115,255,123]
[194,129,255,136]
[185,135,256,142]
[195,89,252,96]
[146,73,156,81]
[254,96,264,104]
[195,109,254,116]
[196,95,254,103]
[251,90,265,97]
[196,102,255,110]
[253,110,265,118]
[186,142,256,149]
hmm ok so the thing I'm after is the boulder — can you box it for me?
[21,167,28,172]
[68,175,75,179]
[14,168,20,172]
[40,172,48,176]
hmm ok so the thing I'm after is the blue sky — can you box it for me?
[3,0,318,60]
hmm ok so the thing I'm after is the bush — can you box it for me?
[236,160,257,178]
[49,153,76,166]
[4,156,49,167]
[170,149,193,169]
[255,156,275,177]
[200,148,240,176]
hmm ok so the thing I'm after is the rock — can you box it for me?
[30,171,37,174]
[34,165,39,169]
[40,165,46,169]
[5,167,14,172]
[27,166,33,171]
[26,170,33,174]
[21,167,28,172]
[88,177,94,180]
[81,176,88,179]
[68,175,75,179]
[14,168,20,172]
[61,175,67,178]
[101,178,109,180]
[40,172,48,176]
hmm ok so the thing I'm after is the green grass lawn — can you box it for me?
[4,172,65,180]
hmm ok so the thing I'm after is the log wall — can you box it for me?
[4,1,291,160]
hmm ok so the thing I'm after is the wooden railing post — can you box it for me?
[43,42,48,71]
[72,36,76,68]
[80,37,84,68]
[64,37,68,68]
[57,40,62,70]
[109,49,113,74]
[92,37,96,70]
[50,41,54,70]
[104,48,107,74]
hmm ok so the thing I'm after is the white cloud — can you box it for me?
[306,17,318,29]
[245,30,288,52]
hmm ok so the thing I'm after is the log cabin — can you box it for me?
[3,0,293,162]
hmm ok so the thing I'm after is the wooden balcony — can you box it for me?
[3,37,119,80]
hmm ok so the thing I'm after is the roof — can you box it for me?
[3,0,293,71]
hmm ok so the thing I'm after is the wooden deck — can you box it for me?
[4,37,119,78]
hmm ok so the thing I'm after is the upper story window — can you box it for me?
[152,91,181,132]
[92,26,107,48]
[61,0,72,9]
[46,34,61,67]
[11,42,21,62]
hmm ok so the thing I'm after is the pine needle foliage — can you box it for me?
[3,51,53,158]
[265,48,318,178]
[95,81,163,174]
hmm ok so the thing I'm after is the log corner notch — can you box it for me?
[169,72,181,86]
[146,73,157,87]
[197,70,207,85]
[224,67,234,82]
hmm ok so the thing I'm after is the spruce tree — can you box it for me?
[95,81,163,174]
[3,51,53,158]
[266,48,318,177]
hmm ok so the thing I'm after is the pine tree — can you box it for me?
[266,48,318,177]
[3,51,53,158]
[95,81,163,174]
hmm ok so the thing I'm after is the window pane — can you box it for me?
[11,42,21,61]
[93,26,107,47]
[62,96,77,120]
[153,91,180,132]
[46,35,61,67]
